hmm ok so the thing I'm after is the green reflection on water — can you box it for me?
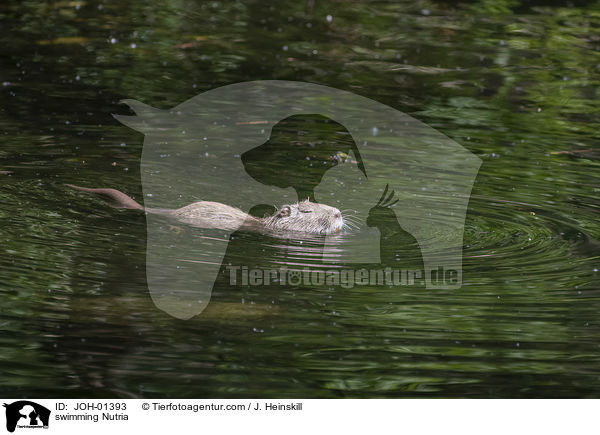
[0,0,599,398]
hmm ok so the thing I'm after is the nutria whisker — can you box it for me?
[341,210,363,220]
[343,222,359,231]
[342,220,359,230]
[343,216,362,226]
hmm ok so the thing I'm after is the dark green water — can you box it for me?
[1,0,600,398]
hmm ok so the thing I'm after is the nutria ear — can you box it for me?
[279,206,291,217]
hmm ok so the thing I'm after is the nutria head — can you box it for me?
[263,199,344,235]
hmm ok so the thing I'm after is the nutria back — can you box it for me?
[170,201,260,232]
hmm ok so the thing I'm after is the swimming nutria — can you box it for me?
[66,184,345,235]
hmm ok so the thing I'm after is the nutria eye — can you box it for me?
[279,206,291,217]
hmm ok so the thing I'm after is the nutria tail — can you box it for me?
[65,184,144,210]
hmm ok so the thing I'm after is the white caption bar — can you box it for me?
[0,399,596,435]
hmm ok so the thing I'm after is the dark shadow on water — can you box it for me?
[241,114,366,202]
[367,184,424,271]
